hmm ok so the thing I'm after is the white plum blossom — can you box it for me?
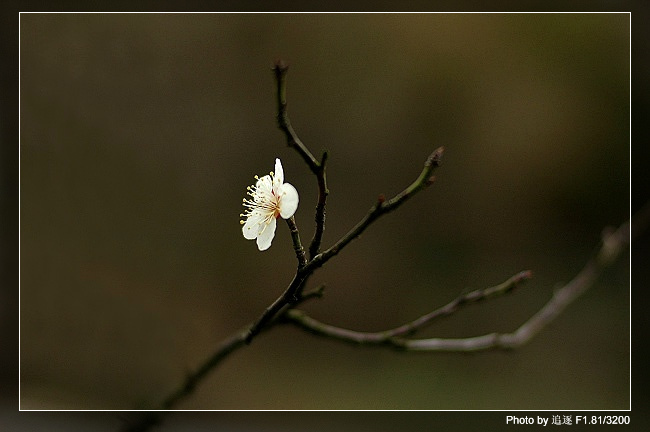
[240,158,299,251]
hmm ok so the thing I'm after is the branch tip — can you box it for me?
[273,59,289,73]
[424,146,445,168]
[518,270,533,281]
[427,146,445,167]
[286,216,307,268]
[320,150,329,167]
[303,284,326,300]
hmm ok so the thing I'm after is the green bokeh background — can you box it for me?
[20,13,629,410]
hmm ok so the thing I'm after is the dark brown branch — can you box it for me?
[283,270,532,345]
[273,60,329,260]
[286,216,307,268]
[309,151,329,259]
[381,270,532,338]
[161,327,250,408]
[120,326,251,431]
[283,215,632,352]
[301,283,326,300]
[273,60,320,172]
[244,271,306,343]
[307,146,444,272]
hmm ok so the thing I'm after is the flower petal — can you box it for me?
[242,212,264,240]
[278,182,299,219]
[256,217,277,251]
[274,158,284,185]
[256,175,273,199]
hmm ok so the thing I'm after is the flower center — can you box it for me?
[240,179,284,226]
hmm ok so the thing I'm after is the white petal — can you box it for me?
[274,158,284,185]
[256,175,273,197]
[256,217,277,251]
[242,212,264,240]
[278,182,299,219]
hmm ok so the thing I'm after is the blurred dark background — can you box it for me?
[17,12,631,414]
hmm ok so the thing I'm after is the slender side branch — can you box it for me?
[284,216,632,352]
[273,60,329,260]
[308,146,444,271]
[273,60,320,171]
[244,272,305,343]
[301,283,326,300]
[286,216,307,268]
[387,270,531,338]
[120,326,250,431]
[283,270,532,344]
[309,151,329,259]
[161,327,250,409]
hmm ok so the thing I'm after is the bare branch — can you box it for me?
[286,216,307,268]
[301,283,326,300]
[309,151,329,259]
[283,216,631,352]
[307,146,444,272]
[377,269,531,338]
[273,60,320,171]
[272,60,329,260]
[119,325,252,431]
[244,273,304,343]
[161,328,249,408]
[283,270,532,345]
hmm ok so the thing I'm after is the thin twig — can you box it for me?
[286,216,307,268]
[161,327,250,408]
[283,216,632,352]
[119,327,250,431]
[273,60,320,172]
[301,283,326,300]
[284,270,532,344]
[307,146,444,272]
[309,151,329,259]
[244,271,306,343]
[273,60,329,260]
